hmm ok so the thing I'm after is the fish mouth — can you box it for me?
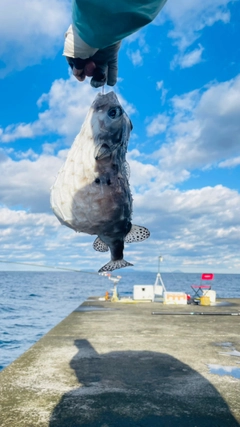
[93,91,119,109]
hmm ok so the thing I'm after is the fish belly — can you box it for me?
[51,158,132,235]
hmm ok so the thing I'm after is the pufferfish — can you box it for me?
[50,91,150,272]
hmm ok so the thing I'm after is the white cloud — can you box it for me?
[127,149,190,194]
[156,80,168,103]
[123,28,151,68]
[153,0,231,69]
[146,114,169,137]
[130,184,240,272]
[155,0,231,50]
[0,205,98,270]
[0,206,59,263]
[156,81,164,90]
[128,158,190,192]
[219,157,240,168]
[171,44,204,69]
[127,49,143,66]
[153,74,240,172]
[171,89,201,113]
[0,0,70,77]
[0,207,56,228]
[0,150,66,213]
[114,92,136,116]
[124,29,149,53]
[125,30,145,45]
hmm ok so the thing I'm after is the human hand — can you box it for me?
[66,41,121,88]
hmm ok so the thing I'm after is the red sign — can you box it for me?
[201,273,214,280]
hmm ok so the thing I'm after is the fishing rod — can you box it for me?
[152,311,240,316]
[0,259,98,275]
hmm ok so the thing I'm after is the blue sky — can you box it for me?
[0,0,240,273]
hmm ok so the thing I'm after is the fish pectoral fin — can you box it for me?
[93,237,109,252]
[125,225,150,243]
[95,143,112,160]
[99,259,133,273]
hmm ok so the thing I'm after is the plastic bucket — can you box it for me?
[203,290,216,303]
[200,296,210,306]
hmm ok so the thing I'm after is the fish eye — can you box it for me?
[108,106,122,119]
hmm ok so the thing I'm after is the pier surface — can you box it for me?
[0,297,240,426]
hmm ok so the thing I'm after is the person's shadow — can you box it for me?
[49,339,239,427]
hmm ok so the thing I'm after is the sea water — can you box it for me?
[0,271,239,371]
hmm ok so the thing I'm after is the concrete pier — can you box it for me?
[0,297,240,426]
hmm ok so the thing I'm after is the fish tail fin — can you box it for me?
[98,259,133,273]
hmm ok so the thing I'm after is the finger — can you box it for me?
[73,66,85,82]
[65,56,87,72]
[90,64,107,88]
[105,42,120,86]
[74,74,86,82]
[106,61,118,86]
[84,61,96,77]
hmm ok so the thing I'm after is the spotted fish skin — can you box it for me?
[50,91,150,272]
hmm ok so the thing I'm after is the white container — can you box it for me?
[163,292,187,305]
[154,285,163,296]
[133,285,154,301]
[203,290,216,303]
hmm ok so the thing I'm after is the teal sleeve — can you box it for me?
[72,0,167,49]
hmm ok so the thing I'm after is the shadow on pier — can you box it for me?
[49,339,239,427]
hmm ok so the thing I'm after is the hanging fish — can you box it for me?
[50,91,150,272]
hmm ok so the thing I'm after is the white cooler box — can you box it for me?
[133,285,154,301]
[163,292,187,305]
